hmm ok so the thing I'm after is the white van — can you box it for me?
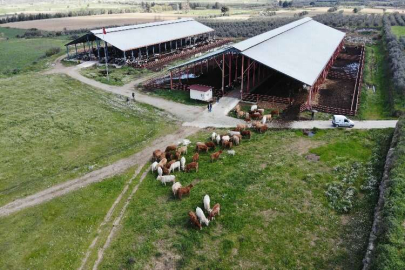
[332,115,354,128]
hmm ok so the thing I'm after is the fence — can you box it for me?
[241,93,291,104]
[133,39,231,70]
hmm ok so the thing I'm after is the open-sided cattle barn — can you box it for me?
[65,18,224,68]
[145,17,364,116]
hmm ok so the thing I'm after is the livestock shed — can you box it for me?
[65,18,217,68]
[144,17,359,116]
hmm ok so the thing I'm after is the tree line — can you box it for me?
[383,15,405,98]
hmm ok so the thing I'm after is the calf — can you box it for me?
[169,161,181,173]
[189,211,202,230]
[227,150,236,156]
[185,162,199,173]
[165,145,177,152]
[211,150,223,162]
[204,194,212,213]
[205,141,216,150]
[259,125,268,133]
[180,156,186,171]
[156,175,175,186]
[196,144,208,153]
[232,135,240,146]
[196,207,210,226]
[209,203,221,221]
[192,153,199,162]
[172,182,182,196]
[177,184,193,199]
[237,124,247,130]
[158,158,167,168]
[241,130,251,139]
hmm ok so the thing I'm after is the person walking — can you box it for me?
[132,92,135,101]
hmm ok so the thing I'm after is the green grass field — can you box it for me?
[0,167,134,269]
[358,43,394,119]
[391,26,405,37]
[80,65,151,86]
[98,128,392,269]
[0,73,176,207]
[146,89,208,106]
[0,27,66,75]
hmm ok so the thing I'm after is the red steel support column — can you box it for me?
[253,62,256,87]
[235,54,238,82]
[170,71,173,90]
[222,53,225,95]
[241,55,244,99]
[247,58,250,93]
[228,53,232,86]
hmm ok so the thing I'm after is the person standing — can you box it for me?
[132,92,135,101]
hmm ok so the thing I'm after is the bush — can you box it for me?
[45,47,61,57]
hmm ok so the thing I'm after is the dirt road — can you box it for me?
[0,127,199,218]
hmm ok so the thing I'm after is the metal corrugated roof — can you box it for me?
[235,18,345,86]
[169,46,233,70]
[91,18,214,52]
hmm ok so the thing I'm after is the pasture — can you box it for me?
[0,167,135,269]
[99,128,392,269]
[0,27,66,75]
[0,73,176,207]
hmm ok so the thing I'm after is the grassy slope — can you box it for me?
[99,128,391,269]
[80,65,151,86]
[358,42,394,120]
[0,33,66,74]
[391,26,405,37]
[0,73,176,206]
[374,118,405,269]
[0,168,132,269]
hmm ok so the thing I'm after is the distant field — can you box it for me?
[0,73,175,207]
[100,128,392,269]
[0,37,66,74]
[2,13,198,31]
[391,25,405,37]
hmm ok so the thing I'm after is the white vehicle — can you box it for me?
[332,115,354,128]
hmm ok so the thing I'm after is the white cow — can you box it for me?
[196,207,210,226]
[156,175,176,186]
[180,156,186,171]
[261,116,267,125]
[211,132,217,141]
[169,161,181,173]
[251,105,258,112]
[203,195,212,213]
[172,182,182,196]
[157,166,163,176]
[151,161,158,173]
[216,134,221,145]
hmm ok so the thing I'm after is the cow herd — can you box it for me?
[150,104,272,230]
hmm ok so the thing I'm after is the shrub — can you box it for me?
[45,47,61,57]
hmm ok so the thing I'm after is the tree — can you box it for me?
[309,2,315,6]
[353,7,360,13]
[282,1,289,8]
[279,1,283,6]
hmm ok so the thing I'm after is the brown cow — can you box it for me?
[177,184,193,200]
[189,211,202,230]
[211,150,223,162]
[166,159,177,169]
[165,145,177,152]
[185,162,199,173]
[192,153,199,162]
[205,141,216,150]
[222,141,233,149]
[152,150,162,161]
[241,130,251,139]
[196,144,208,153]
[209,203,221,221]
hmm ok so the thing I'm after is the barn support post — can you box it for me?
[241,55,244,99]
[159,43,161,54]
[152,46,155,55]
[178,69,182,84]
[83,42,86,53]
[131,50,134,60]
[66,46,69,59]
[96,40,100,59]
[247,58,250,93]
[258,63,260,81]
[187,66,189,82]
[228,53,232,86]
[170,70,173,90]
[104,41,110,81]
[75,44,78,57]
[253,62,256,87]
[235,54,238,82]
[146,46,149,58]
[86,35,91,58]
[222,53,225,95]
[123,51,126,61]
